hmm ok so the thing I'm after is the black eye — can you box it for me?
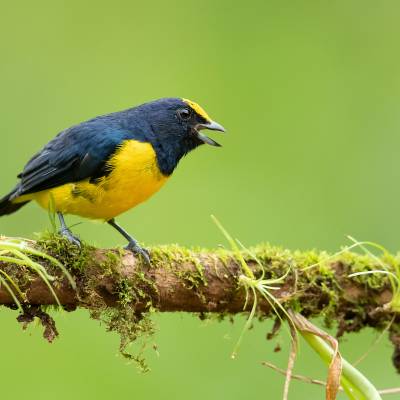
[177,108,191,120]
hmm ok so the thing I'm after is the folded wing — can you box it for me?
[12,121,132,199]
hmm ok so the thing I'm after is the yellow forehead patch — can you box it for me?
[182,98,211,122]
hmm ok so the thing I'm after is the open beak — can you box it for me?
[196,120,226,147]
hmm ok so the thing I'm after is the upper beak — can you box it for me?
[196,120,226,147]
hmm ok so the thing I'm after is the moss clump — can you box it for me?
[36,231,93,272]
[35,233,158,371]
[82,250,158,371]
[100,250,124,272]
[150,245,208,301]
[340,252,390,289]
[90,299,155,373]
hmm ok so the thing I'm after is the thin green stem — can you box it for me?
[0,269,25,300]
[0,275,23,312]
[211,215,254,279]
[231,286,258,359]
[34,268,62,307]
[16,245,76,288]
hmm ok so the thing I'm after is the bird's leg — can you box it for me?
[107,218,150,264]
[57,212,81,247]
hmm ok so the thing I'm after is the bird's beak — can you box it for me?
[196,120,226,147]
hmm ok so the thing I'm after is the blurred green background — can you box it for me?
[1,1,399,398]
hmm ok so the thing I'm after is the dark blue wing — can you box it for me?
[14,118,133,197]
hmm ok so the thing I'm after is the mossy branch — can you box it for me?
[0,235,399,371]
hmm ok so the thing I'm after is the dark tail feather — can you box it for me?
[0,187,30,216]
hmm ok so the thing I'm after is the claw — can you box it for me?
[125,241,151,265]
[59,228,81,247]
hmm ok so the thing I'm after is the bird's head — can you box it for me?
[136,97,226,148]
[177,98,226,147]
[129,97,225,175]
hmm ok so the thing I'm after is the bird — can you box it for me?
[0,98,225,263]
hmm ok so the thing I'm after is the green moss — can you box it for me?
[90,303,155,373]
[340,251,391,289]
[214,248,235,278]
[117,278,135,306]
[149,244,208,302]
[99,250,123,275]
[34,233,159,370]
[83,256,158,371]
[36,231,92,272]
[320,282,340,326]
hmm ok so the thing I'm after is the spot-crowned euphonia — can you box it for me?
[0,98,225,262]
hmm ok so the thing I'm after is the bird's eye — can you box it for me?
[177,108,191,120]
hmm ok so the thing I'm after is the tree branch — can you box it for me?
[0,236,399,370]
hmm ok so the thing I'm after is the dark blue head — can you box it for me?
[125,97,226,175]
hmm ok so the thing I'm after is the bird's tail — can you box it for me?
[0,186,30,216]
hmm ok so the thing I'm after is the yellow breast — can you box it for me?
[30,140,168,220]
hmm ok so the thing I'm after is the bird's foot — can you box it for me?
[125,241,151,265]
[59,228,81,247]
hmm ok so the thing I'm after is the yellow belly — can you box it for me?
[19,140,168,220]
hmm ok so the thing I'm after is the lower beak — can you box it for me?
[196,120,226,147]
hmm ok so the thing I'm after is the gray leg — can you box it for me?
[57,212,81,247]
[107,218,150,264]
